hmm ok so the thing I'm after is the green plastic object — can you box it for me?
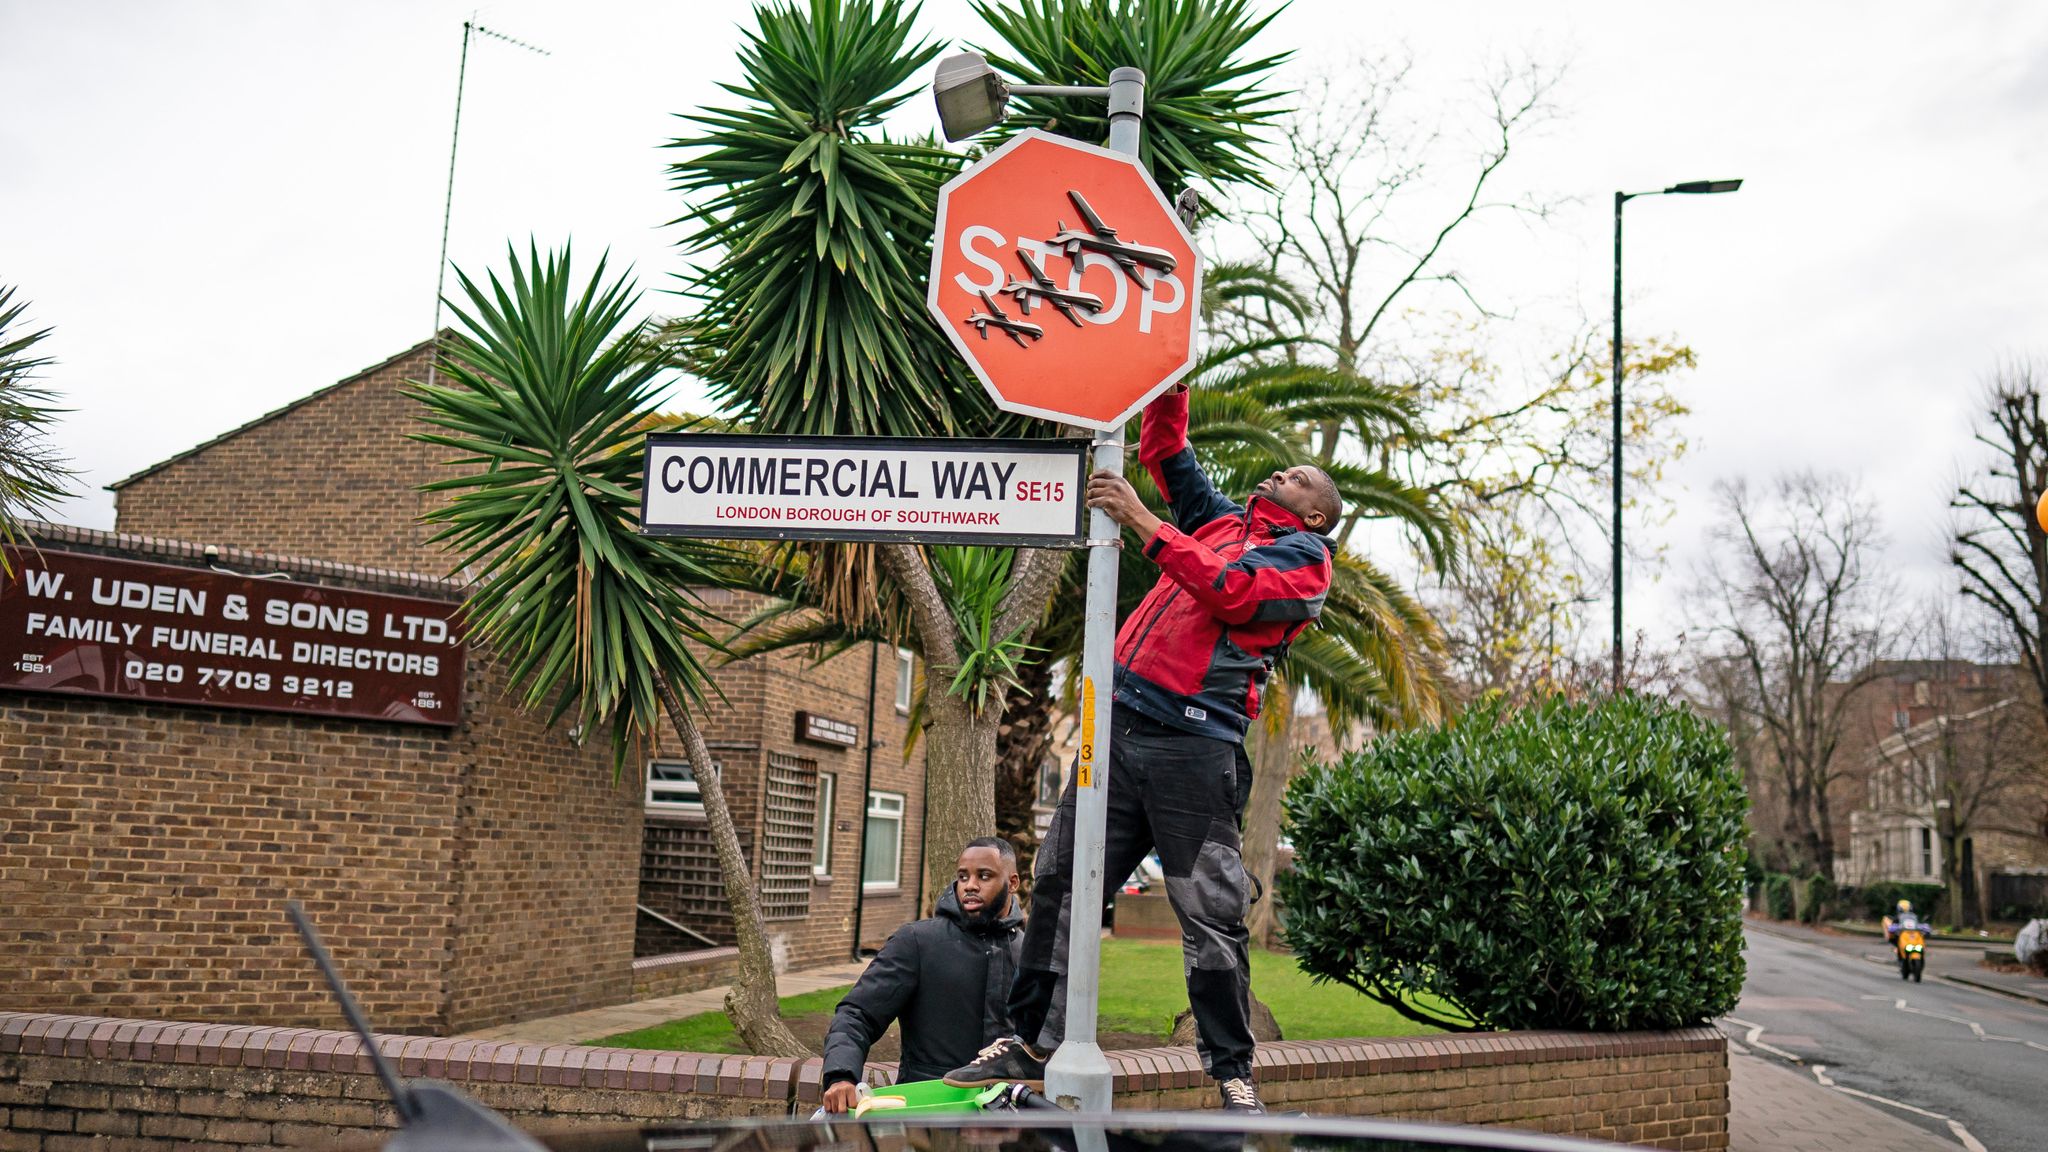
[856,1078,1001,1116]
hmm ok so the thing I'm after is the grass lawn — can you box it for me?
[598,937,1457,1052]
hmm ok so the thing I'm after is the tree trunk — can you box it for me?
[1241,681,1297,947]
[994,654,1058,894]
[655,675,810,1058]
[919,686,1001,915]
[878,543,1065,918]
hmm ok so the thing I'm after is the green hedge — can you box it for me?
[1278,693,1748,1032]
[1765,873,1795,920]
[1801,874,1836,924]
[1854,881,1944,922]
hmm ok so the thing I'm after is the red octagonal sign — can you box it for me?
[928,130,1202,431]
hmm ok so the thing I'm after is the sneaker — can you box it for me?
[943,1037,1048,1089]
[1218,1076,1266,1114]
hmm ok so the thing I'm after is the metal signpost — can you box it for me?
[928,59,1196,1113]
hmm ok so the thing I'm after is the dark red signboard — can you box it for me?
[0,548,466,727]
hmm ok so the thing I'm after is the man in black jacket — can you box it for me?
[820,838,1025,1111]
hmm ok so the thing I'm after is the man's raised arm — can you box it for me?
[1139,385,1241,533]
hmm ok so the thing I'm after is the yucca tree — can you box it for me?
[973,0,1287,200]
[0,284,74,573]
[407,244,809,1058]
[667,0,1290,910]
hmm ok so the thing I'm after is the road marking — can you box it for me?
[1721,1015,1806,1063]
[1726,1008,1984,1150]
[1809,1064,1984,1149]
[1860,994,2048,1054]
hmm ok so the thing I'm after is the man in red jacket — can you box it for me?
[945,383,1337,1114]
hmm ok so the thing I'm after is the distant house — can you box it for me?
[1836,663,2048,921]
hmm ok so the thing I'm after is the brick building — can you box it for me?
[2,337,929,1033]
[1834,661,2048,920]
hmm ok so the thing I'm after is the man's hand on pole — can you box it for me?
[1086,469,1163,544]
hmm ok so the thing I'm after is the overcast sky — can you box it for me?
[5,1,2044,648]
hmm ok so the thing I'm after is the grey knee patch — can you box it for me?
[1165,835,1250,970]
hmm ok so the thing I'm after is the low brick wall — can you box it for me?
[630,948,742,1002]
[2,1011,1726,1149]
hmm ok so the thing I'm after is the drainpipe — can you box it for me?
[850,640,880,959]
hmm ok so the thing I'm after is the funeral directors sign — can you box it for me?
[0,548,466,727]
[642,434,1089,547]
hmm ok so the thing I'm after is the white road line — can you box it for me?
[1721,1015,1805,1063]
[1729,1009,1984,1151]
[1811,1063,1985,1149]
[1865,993,2048,1055]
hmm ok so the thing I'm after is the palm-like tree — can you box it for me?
[408,244,808,1058]
[0,284,73,572]
[667,0,1290,909]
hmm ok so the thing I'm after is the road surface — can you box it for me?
[1727,924,2048,1151]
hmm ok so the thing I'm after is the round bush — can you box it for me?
[1765,874,1795,920]
[1278,693,1747,1032]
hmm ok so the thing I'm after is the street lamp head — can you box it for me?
[1666,179,1743,195]
[933,51,1010,141]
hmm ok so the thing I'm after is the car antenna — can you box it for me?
[286,902,547,1152]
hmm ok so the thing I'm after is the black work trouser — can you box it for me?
[1009,703,1255,1081]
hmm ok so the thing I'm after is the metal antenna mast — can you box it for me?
[425,18,549,388]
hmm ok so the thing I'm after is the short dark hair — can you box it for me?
[962,836,1017,866]
[1305,466,1341,529]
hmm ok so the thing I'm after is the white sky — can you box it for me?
[5,1,2044,649]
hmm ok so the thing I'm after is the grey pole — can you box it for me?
[1042,64,1145,1116]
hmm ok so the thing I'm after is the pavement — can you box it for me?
[454,958,869,1044]
[1726,1042,1935,1151]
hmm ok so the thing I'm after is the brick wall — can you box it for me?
[631,950,740,1001]
[107,337,932,969]
[0,530,640,1035]
[110,339,450,575]
[1,1012,1729,1149]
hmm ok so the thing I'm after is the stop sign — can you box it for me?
[928,129,1202,431]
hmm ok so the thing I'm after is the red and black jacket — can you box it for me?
[1112,388,1334,743]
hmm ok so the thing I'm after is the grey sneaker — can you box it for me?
[943,1037,1048,1089]
[1219,1076,1266,1114]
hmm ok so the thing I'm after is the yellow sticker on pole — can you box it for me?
[1077,678,1096,788]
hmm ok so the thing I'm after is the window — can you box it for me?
[1919,827,1934,877]
[813,773,836,876]
[1036,755,1063,807]
[645,759,704,812]
[863,791,905,890]
[895,648,916,713]
[1892,709,1911,731]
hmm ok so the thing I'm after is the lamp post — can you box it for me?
[934,51,1141,1114]
[1611,178,1742,691]
[1544,593,1597,686]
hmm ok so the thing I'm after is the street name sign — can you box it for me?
[928,129,1202,430]
[640,433,1088,548]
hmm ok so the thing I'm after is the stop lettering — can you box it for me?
[927,130,1203,430]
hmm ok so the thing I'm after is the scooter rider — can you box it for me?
[1882,899,1920,945]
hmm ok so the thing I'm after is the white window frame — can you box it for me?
[645,758,705,813]
[895,648,915,714]
[862,790,906,892]
[813,772,836,877]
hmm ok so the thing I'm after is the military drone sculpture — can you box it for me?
[965,289,1046,347]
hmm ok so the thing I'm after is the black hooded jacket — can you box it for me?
[822,884,1024,1085]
